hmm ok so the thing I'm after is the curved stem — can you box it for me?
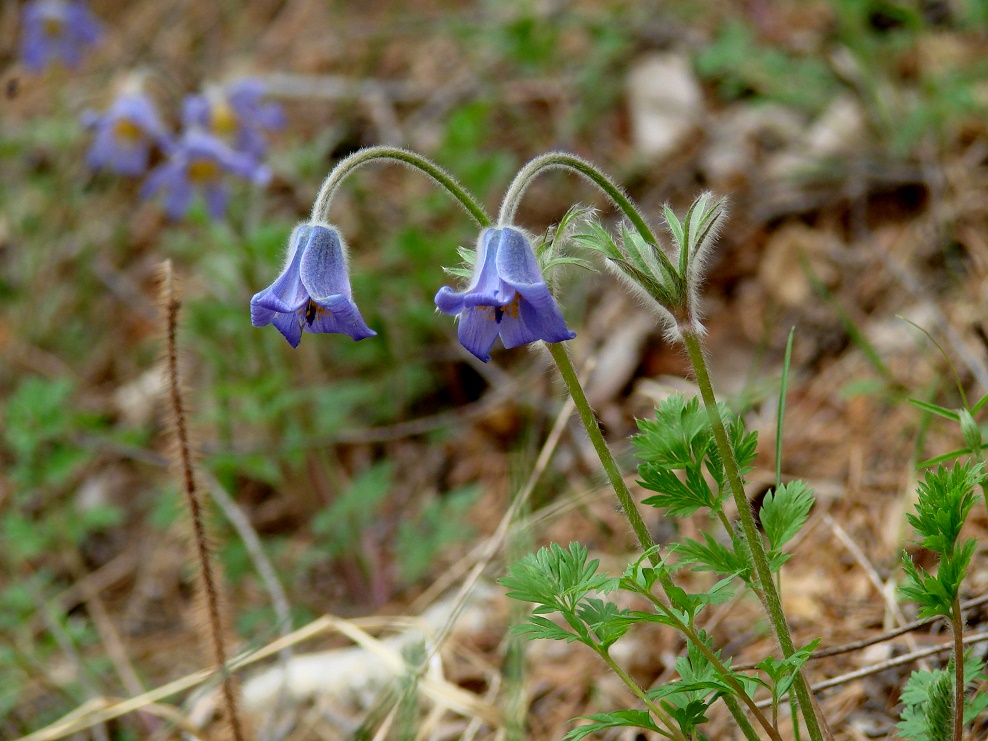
[311,145,492,228]
[681,330,829,741]
[499,152,657,245]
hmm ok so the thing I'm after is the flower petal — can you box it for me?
[457,306,502,362]
[495,226,576,346]
[304,295,376,341]
[295,225,377,341]
[494,227,544,286]
[434,228,508,315]
[501,283,576,347]
[203,182,229,219]
[298,226,353,300]
[270,311,303,348]
[250,225,311,324]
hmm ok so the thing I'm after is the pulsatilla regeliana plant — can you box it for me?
[248,146,986,741]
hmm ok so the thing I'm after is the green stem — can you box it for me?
[639,592,783,741]
[546,342,657,563]
[499,152,658,245]
[310,145,491,228]
[951,598,964,741]
[549,330,768,739]
[723,694,763,741]
[597,649,687,741]
[681,330,828,741]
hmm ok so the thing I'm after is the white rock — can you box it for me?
[626,53,704,160]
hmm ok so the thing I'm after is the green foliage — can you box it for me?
[311,463,394,559]
[562,710,661,741]
[670,532,750,581]
[760,480,816,563]
[502,542,617,616]
[3,377,94,490]
[754,639,820,707]
[395,485,478,584]
[501,542,623,647]
[897,652,988,741]
[634,394,758,518]
[900,463,981,619]
[695,20,838,113]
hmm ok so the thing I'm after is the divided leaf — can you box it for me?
[759,480,815,553]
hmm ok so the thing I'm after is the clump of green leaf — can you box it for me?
[899,463,981,620]
[633,394,756,518]
[500,542,623,648]
[897,653,988,741]
[633,394,818,582]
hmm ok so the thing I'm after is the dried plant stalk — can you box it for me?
[159,260,246,741]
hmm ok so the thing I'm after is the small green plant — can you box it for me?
[896,463,987,740]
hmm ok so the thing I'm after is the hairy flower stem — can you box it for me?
[546,342,658,562]
[952,597,964,741]
[550,340,769,738]
[500,152,657,245]
[724,695,763,741]
[161,263,245,741]
[681,330,827,741]
[311,145,490,227]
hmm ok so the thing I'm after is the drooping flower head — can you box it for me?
[82,92,171,176]
[435,226,575,362]
[141,130,270,220]
[183,79,285,160]
[20,0,101,72]
[251,223,376,348]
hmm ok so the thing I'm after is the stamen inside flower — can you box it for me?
[43,16,64,38]
[211,100,239,136]
[113,118,144,143]
[187,158,220,182]
[302,300,328,326]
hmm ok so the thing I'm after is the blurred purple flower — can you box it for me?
[141,130,269,220]
[20,0,102,72]
[435,227,575,362]
[251,223,376,348]
[184,79,285,160]
[82,92,171,176]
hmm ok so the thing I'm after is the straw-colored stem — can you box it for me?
[161,263,245,741]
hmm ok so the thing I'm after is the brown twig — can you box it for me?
[734,593,988,671]
[752,631,988,709]
[159,261,246,741]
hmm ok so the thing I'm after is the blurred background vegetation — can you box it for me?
[2,0,988,738]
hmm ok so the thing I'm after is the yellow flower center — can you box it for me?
[113,118,144,143]
[43,17,64,38]
[187,158,220,183]
[211,100,239,136]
